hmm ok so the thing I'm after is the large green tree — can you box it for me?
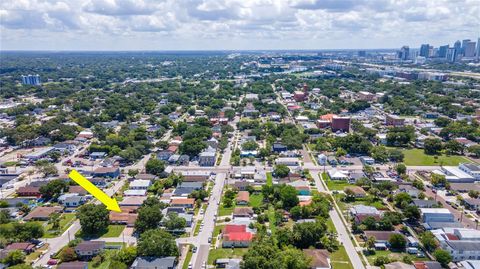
[76,204,109,235]
[137,229,178,257]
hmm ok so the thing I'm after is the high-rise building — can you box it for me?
[446,48,457,62]
[438,45,449,58]
[358,50,366,57]
[454,40,462,52]
[398,46,409,60]
[464,41,476,57]
[21,74,41,86]
[461,39,471,55]
[477,38,480,59]
[419,44,430,57]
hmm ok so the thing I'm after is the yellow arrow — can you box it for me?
[68,169,121,212]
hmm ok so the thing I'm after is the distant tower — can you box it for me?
[419,44,430,57]
[446,48,457,62]
[464,41,476,57]
[399,46,410,60]
[462,39,471,54]
[454,40,462,52]
[477,38,480,59]
[438,45,449,58]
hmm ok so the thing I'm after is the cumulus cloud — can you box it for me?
[0,0,478,50]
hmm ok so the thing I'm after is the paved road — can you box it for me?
[190,122,237,268]
[311,172,366,269]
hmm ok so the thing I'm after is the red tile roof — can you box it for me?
[224,224,246,234]
[224,232,253,241]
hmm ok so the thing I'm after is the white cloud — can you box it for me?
[0,0,478,50]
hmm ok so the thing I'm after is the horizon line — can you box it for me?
[0,48,401,53]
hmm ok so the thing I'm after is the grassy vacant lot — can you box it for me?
[364,250,428,265]
[334,194,387,212]
[76,225,125,239]
[218,201,235,216]
[322,173,355,191]
[44,213,76,238]
[249,193,263,208]
[208,248,248,265]
[266,172,273,186]
[401,148,471,166]
[267,206,277,236]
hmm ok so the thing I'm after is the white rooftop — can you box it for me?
[420,208,452,214]
[130,180,151,188]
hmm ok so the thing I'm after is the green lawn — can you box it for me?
[364,250,429,265]
[401,148,471,166]
[212,225,226,246]
[266,172,273,186]
[323,173,355,191]
[207,248,248,265]
[44,213,76,238]
[87,249,117,269]
[334,194,388,215]
[76,225,125,239]
[194,221,202,236]
[249,193,263,208]
[182,246,193,269]
[218,203,235,216]
[326,218,336,233]
[331,246,354,269]
[267,206,277,236]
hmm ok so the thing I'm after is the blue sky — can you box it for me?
[0,0,479,50]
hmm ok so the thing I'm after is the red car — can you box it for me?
[47,259,58,265]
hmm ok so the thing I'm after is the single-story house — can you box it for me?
[302,249,331,269]
[130,257,176,269]
[124,189,147,196]
[344,186,366,198]
[24,206,63,221]
[58,193,87,207]
[129,180,151,190]
[364,231,404,244]
[233,207,255,218]
[92,167,120,178]
[109,212,138,227]
[119,196,147,208]
[16,186,41,197]
[74,241,105,259]
[236,191,250,205]
[222,224,254,248]
[5,242,35,254]
[170,198,195,209]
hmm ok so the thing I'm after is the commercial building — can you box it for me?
[386,114,405,127]
[356,91,376,102]
[459,163,480,180]
[420,208,455,223]
[331,116,350,132]
[433,228,480,261]
[433,166,475,183]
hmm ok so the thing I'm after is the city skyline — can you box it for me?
[1,0,479,51]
